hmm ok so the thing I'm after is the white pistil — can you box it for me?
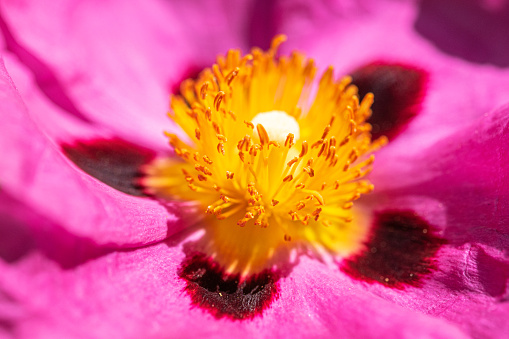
[251,111,300,144]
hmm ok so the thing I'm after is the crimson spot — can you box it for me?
[350,62,428,140]
[179,252,280,320]
[61,138,155,196]
[342,210,445,289]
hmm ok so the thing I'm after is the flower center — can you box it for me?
[251,110,301,143]
[143,35,387,275]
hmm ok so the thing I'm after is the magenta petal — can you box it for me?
[415,0,509,67]
[0,0,254,146]
[0,59,180,247]
[279,0,509,151]
[1,246,471,338]
[372,104,509,246]
[0,191,111,268]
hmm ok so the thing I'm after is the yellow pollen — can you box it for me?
[143,35,387,276]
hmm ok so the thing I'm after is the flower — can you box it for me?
[1,0,509,338]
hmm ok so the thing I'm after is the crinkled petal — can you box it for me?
[278,0,509,151]
[414,0,509,67]
[353,105,509,337]
[371,104,509,244]
[0,59,182,247]
[353,195,508,337]
[0,0,257,148]
[0,239,470,339]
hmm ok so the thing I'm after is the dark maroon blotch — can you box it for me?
[179,252,280,320]
[342,210,446,289]
[61,138,156,196]
[350,62,428,140]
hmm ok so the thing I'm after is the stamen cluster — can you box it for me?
[144,36,386,274]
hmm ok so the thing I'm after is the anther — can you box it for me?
[312,208,322,221]
[299,141,308,157]
[202,155,213,165]
[217,143,225,155]
[205,108,212,121]
[287,157,299,167]
[225,67,240,86]
[329,136,336,147]
[311,139,323,149]
[214,91,225,111]
[326,146,336,161]
[318,141,328,157]
[268,141,280,148]
[195,164,212,176]
[284,133,295,148]
[303,166,315,177]
[321,125,331,139]
[256,124,270,145]
[213,206,223,215]
[339,136,350,146]
[301,215,311,225]
[200,82,209,100]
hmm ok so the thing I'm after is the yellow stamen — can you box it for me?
[143,35,386,275]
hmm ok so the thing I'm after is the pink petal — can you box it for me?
[342,196,508,337]
[1,243,471,338]
[278,0,509,150]
[0,0,256,148]
[353,105,509,336]
[0,59,181,247]
[414,0,509,67]
[372,103,509,242]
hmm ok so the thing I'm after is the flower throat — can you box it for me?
[143,35,387,275]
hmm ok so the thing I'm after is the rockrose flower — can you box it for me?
[1,0,509,338]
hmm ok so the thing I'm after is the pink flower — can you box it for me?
[1,0,509,338]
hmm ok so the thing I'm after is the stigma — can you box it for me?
[251,111,301,143]
[143,35,387,276]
